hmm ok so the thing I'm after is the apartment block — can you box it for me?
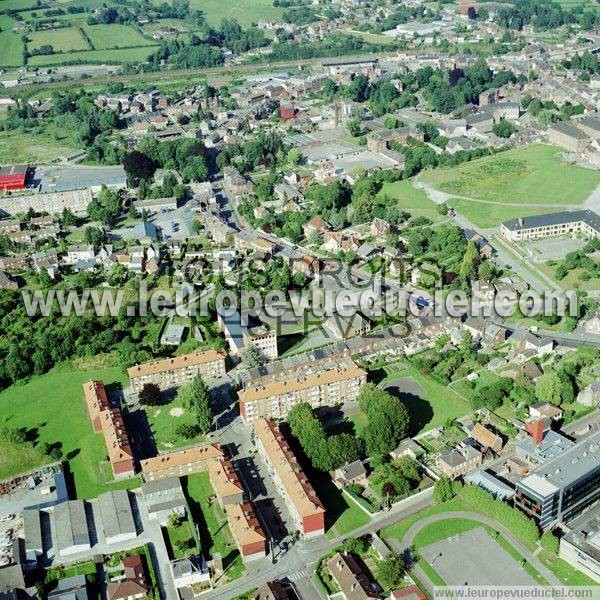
[218,310,278,360]
[83,381,135,479]
[225,501,267,561]
[253,418,325,538]
[128,349,226,393]
[140,443,224,481]
[207,457,245,508]
[238,365,367,422]
[501,210,600,243]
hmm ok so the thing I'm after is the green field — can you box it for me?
[27,44,158,66]
[0,0,36,9]
[185,473,245,582]
[0,127,80,164]
[447,198,549,229]
[380,365,470,435]
[82,23,156,49]
[27,27,90,53]
[0,30,24,67]
[378,180,442,221]
[188,0,284,27]
[421,145,600,205]
[0,363,142,499]
[538,262,600,292]
[146,395,205,452]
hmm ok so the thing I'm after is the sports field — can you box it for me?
[27,44,159,66]
[82,23,156,49]
[421,145,600,205]
[27,27,90,53]
[189,0,285,27]
[0,364,140,499]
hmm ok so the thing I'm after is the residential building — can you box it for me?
[207,457,245,507]
[501,210,600,242]
[254,581,298,600]
[218,310,278,360]
[108,555,149,600]
[471,423,503,453]
[140,444,224,481]
[548,122,590,153]
[127,349,226,393]
[323,313,371,340]
[170,556,210,590]
[437,445,482,479]
[333,461,367,487]
[238,365,367,422]
[390,585,427,600]
[48,575,89,600]
[141,477,186,524]
[253,419,325,537]
[326,552,380,600]
[225,501,267,561]
[515,430,600,528]
[530,401,563,421]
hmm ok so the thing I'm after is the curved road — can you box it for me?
[388,511,561,594]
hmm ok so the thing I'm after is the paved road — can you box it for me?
[388,511,561,594]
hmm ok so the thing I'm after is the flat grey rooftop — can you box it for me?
[420,526,538,586]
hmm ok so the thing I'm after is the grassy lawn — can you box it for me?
[380,365,470,435]
[0,363,141,499]
[187,0,285,27]
[27,44,159,66]
[82,23,156,49]
[145,395,205,452]
[378,180,442,222]
[421,145,600,205]
[0,127,80,164]
[447,198,549,229]
[163,520,196,559]
[27,27,91,53]
[0,30,24,67]
[539,551,598,586]
[412,518,480,548]
[449,370,501,402]
[184,473,245,582]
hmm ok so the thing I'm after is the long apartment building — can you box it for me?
[207,457,245,508]
[238,364,367,422]
[218,310,278,360]
[140,443,224,481]
[515,430,600,529]
[501,210,600,243]
[128,349,226,393]
[224,501,267,561]
[83,380,135,479]
[253,418,325,538]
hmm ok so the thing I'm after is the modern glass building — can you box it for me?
[515,430,600,528]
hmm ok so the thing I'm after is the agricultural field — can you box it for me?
[82,23,157,49]
[421,145,600,205]
[377,180,443,222]
[27,27,90,53]
[27,44,159,66]
[0,363,141,499]
[188,0,285,27]
[0,29,24,67]
[0,0,36,9]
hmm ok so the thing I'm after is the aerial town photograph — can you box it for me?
[0,0,600,598]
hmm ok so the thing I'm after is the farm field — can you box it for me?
[420,145,600,205]
[0,0,35,9]
[27,27,90,53]
[446,198,549,229]
[27,44,159,66]
[82,23,156,49]
[0,30,24,67]
[188,0,284,27]
[0,127,80,164]
[378,180,442,221]
[0,363,141,499]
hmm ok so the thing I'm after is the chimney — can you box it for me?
[525,418,545,445]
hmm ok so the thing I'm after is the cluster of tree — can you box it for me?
[471,377,514,410]
[282,6,318,25]
[27,43,55,56]
[433,476,456,503]
[287,403,363,471]
[149,37,223,69]
[177,375,213,433]
[457,483,540,544]
[217,129,285,173]
[554,246,600,282]
[358,384,410,457]
[535,362,580,407]
[375,552,406,591]
[87,185,122,226]
[522,95,585,124]
[564,52,599,77]
[540,530,559,554]
[340,75,416,118]
[496,0,599,31]
[493,120,517,138]
[372,5,440,33]
[370,455,422,501]
[136,171,186,203]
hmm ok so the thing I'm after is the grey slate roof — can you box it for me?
[502,209,600,232]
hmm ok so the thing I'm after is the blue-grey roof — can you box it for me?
[465,470,514,499]
[220,310,245,351]
[502,210,600,232]
[134,220,158,240]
